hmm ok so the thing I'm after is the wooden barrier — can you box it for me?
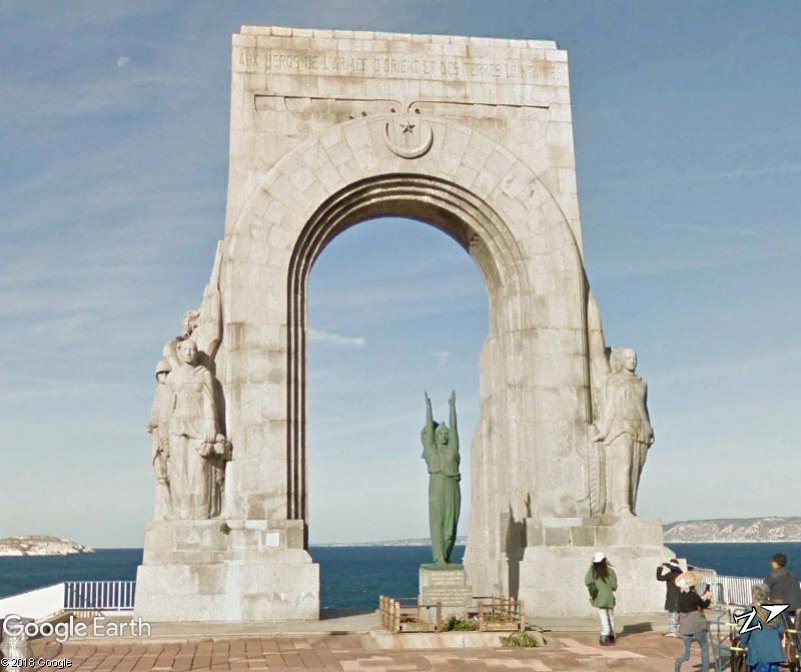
[476,596,525,631]
[379,594,525,633]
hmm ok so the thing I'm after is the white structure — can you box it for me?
[0,585,64,622]
[135,26,672,622]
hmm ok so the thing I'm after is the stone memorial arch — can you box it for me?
[135,26,671,622]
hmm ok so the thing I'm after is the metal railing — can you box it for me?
[696,571,771,608]
[63,581,136,611]
[712,575,765,607]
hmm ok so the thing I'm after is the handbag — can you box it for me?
[678,610,708,636]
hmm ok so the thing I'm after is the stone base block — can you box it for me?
[419,564,472,621]
[135,519,319,622]
[518,517,673,618]
[525,516,666,549]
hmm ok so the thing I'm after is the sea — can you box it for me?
[2,543,799,612]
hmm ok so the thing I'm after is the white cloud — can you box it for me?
[588,163,801,189]
[116,56,130,68]
[666,223,757,238]
[308,329,366,347]
[592,242,801,279]
[0,374,120,403]
[429,349,452,366]
[652,346,801,387]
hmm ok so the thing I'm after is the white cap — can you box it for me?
[593,551,605,563]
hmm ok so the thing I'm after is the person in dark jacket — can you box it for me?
[765,553,801,625]
[741,583,785,672]
[674,574,712,672]
[657,558,683,636]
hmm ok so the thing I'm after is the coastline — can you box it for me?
[666,539,801,544]
[3,540,796,552]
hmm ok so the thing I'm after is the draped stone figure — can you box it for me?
[591,348,654,516]
[166,339,228,519]
[146,359,173,520]
[146,245,230,520]
[421,391,461,564]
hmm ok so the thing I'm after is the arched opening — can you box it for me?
[286,174,531,528]
[305,215,489,611]
[281,172,542,608]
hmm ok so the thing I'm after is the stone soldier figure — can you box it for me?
[421,391,461,564]
[592,348,654,516]
[146,358,173,520]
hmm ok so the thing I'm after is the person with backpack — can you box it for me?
[585,551,618,646]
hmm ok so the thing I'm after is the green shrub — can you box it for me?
[442,615,479,631]
[501,632,544,647]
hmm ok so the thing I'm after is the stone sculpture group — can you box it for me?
[146,251,231,520]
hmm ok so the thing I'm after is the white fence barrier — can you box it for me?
[0,584,65,621]
[697,571,787,607]
[63,581,136,611]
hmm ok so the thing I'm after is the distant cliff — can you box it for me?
[0,535,94,556]
[319,520,801,547]
[663,517,801,543]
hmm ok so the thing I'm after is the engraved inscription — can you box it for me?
[424,589,471,602]
[426,573,469,587]
[421,573,472,606]
[234,48,566,85]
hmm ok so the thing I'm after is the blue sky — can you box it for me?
[1,2,799,547]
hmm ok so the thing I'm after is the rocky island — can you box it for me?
[664,517,801,543]
[0,535,94,556]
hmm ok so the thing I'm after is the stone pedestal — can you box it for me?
[419,565,472,621]
[134,519,319,622]
[518,517,673,618]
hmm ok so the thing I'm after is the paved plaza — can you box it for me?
[28,631,715,671]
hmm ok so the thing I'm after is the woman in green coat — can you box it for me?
[585,551,618,645]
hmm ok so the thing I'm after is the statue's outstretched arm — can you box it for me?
[425,392,435,434]
[421,392,435,456]
[449,390,459,452]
